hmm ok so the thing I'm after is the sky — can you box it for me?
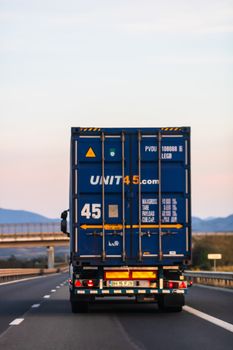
[0,0,233,219]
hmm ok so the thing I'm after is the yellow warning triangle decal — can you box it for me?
[86,147,96,158]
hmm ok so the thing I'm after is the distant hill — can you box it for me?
[0,208,59,224]
[192,214,233,232]
[0,208,232,232]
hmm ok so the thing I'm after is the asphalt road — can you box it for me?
[0,273,232,350]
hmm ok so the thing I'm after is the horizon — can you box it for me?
[1,1,232,218]
[0,207,232,221]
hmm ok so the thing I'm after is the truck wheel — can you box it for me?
[158,295,184,312]
[71,301,88,313]
[159,303,182,312]
[169,306,182,312]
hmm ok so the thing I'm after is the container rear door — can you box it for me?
[131,131,191,262]
[72,128,191,263]
[74,132,131,260]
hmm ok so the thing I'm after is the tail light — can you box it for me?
[168,281,174,289]
[87,280,94,287]
[82,279,98,288]
[187,280,193,287]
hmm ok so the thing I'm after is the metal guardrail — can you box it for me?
[0,232,69,238]
[0,266,69,283]
[0,232,69,242]
[185,271,233,279]
[0,232,70,248]
[0,222,61,234]
[184,270,233,288]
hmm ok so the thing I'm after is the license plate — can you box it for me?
[109,280,134,287]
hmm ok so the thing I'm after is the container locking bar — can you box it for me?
[158,131,162,260]
[122,132,126,261]
[101,132,106,261]
[138,131,142,261]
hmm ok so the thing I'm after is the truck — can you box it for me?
[61,127,191,313]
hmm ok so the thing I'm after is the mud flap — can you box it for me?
[70,291,94,303]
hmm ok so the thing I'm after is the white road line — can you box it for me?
[31,304,40,308]
[9,318,24,326]
[51,289,56,292]
[0,272,64,287]
[56,286,60,289]
[0,275,48,286]
[184,306,233,333]
[43,295,50,299]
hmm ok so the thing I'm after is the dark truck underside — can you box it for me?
[69,262,187,313]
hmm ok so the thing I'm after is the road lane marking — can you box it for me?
[56,286,60,288]
[113,316,143,350]
[0,272,68,287]
[0,274,54,286]
[43,295,50,299]
[31,304,40,308]
[183,306,233,333]
[9,318,24,326]
[51,289,56,292]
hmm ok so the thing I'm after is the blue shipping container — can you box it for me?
[70,127,191,266]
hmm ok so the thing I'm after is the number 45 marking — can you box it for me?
[81,203,101,219]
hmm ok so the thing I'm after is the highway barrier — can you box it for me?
[0,266,68,283]
[184,271,233,289]
[0,222,60,234]
[1,268,232,288]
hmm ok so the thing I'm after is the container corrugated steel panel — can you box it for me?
[69,127,191,266]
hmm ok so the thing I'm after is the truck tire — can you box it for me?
[158,303,182,312]
[71,301,89,313]
[158,295,184,312]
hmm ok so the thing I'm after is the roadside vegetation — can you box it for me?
[1,235,232,271]
[192,235,233,271]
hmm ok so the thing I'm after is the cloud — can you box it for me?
[120,6,233,35]
[1,0,233,35]
[0,11,24,22]
[114,0,233,35]
[146,55,233,65]
[46,13,97,26]
[123,23,233,35]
